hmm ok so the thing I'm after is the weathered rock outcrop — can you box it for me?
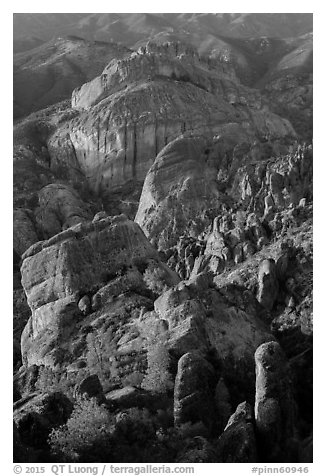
[254,341,297,462]
[216,401,257,462]
[71,40,245,109]
[14,36,130,118]
[35,183,91,238]
[14,289,31,368]
[14,392,73,449]
[232,144,313,217]
[141,142,312,281]
[48,41,295,196]
[174,352,218,431]
[74,374,106,402]
[256,259,279,311]
[13,209,39,256]
[135,133,299,252]
[135,135,221,250]
[105,386,154,410]
[20,214,178,368]
[151,274,274,401]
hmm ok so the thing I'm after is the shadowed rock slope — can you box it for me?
[14,36,130,119]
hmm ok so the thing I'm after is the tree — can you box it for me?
[139,317,173,393]
[48,395,113,462]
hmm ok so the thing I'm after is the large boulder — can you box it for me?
[20,215,177,368]
[203,285,274,401]
[254,341,297,462]
[35,183,91,238]
[257,259,279,311]
[14,421,32,462]
[74,374,106,402]
[14,36,130,118]
[216,401,257,462]
[14,392,73,449]
[174,352,218,432]
[135,133,222,251]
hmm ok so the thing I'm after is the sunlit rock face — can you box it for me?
[135,135,222,250]
[20,215,167,367]
[47,40,295,196]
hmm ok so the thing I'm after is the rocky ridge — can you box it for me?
[47,41,295,198]
[14,36,130,118]
[13,27,313,464]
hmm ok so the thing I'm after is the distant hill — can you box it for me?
[13,14,313,137]
[14,36,130,119]
[13,13,313,51]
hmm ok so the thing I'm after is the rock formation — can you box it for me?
[20,214,178,368]
[174,352,217,432]
[14,36,130,118]
[216,401,257,462]
[256,259,279,311]
[135,135,221,250]
[47,41,295,197]
[35,183,92,238]
[254,341,297,462]
[12,16,313,464]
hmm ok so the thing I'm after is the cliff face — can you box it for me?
[70,41,239,109]
[47,41,295,197]
[20,214,177,369]
[135,135,222,250]
[135,133,310,252]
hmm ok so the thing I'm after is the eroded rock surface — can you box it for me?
[13,24,313,464]
[20,214,177,369]
[151,274,274,401]
[216,401,257,462]
[174,352,218,431]
[13,209,39,257]
[255,341,297,462]
[48,41,294,197]
[14,392,73,449]
[35,183,92,238]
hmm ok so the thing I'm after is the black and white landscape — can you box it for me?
[13,13,313,463]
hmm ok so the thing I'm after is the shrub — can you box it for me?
[143,262,168,296]
[48,395,114,462]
